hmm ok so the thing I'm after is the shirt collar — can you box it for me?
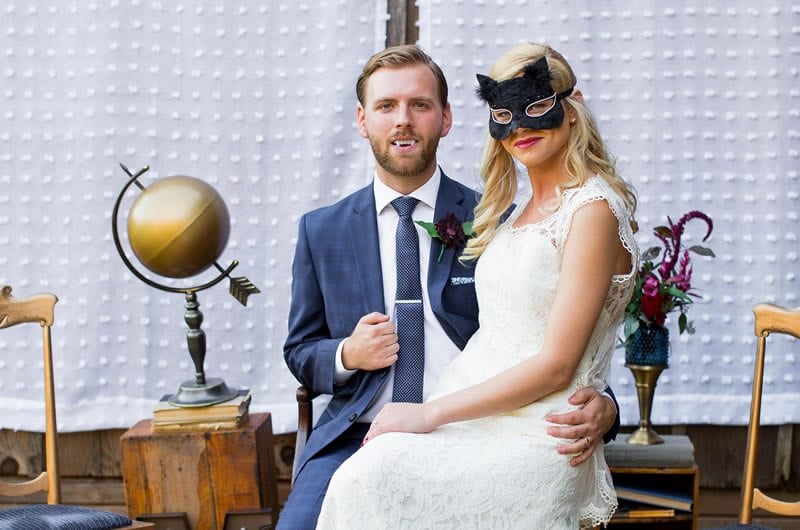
[373,167,441,215]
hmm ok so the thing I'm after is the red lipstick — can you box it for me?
[514,137,542,149]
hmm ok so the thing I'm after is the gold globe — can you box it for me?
[127,175,230,278]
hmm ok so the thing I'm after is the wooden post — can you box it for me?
[386,0,418,46]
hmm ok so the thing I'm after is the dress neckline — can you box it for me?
[506,176,604,235]
[507,207,560,234]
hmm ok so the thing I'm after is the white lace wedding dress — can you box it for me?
[317,177,639,529]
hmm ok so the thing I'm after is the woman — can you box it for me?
[317,43,639,529]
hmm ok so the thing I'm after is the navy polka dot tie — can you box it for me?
[391,197,425,403]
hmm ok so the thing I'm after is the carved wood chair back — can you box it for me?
[0,285,153,529]
[738,303,800,524]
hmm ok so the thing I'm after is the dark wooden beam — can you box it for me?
[386,0,419,46]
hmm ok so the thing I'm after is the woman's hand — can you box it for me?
[363,402,438,444]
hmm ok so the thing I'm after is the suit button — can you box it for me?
[348,413,357,422]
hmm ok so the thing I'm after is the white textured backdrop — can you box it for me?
[419,0,799,426]
[0,0,387,433]
[0,1,797,434]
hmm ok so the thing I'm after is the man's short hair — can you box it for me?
[356,44,448,108]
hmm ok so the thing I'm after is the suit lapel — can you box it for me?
[346,185,386,315]
[427,172,470,318]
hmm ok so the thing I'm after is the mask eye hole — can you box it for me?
[525,94,557,117]
[490,108,513,124]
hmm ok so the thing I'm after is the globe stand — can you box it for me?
[112,164,260,408]
[170,291,238,407]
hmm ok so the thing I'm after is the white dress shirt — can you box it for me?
[334,168,462,422]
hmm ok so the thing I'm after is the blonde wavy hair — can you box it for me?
[462,43,637,261]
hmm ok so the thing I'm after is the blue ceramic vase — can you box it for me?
[625,324,669,366]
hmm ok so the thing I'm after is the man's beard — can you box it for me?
[369,132,441,178]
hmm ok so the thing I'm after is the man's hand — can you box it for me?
[546,387,616,466]
[341,312,399,371]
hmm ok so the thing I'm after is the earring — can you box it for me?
[570,116,577,123]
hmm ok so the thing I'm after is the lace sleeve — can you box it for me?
[555,177,639,277]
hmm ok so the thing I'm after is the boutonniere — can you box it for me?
[415,213,475,263]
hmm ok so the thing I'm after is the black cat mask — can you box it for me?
[476,56,574,140]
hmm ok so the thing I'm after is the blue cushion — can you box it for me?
[711,523,778,530]
[0,504,132,530]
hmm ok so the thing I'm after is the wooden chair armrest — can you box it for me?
[292,385,314,485]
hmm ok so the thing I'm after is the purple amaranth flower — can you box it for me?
[674,249,692,291]
[658,210,713,280]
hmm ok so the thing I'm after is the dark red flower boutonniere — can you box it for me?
[415,212,475,263]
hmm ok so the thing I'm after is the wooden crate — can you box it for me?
[120,412,279,530]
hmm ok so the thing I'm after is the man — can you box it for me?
[279,44,619,529]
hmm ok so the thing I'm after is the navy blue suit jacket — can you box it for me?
[284,172,482,479]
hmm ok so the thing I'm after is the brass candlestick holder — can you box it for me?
[625,363,665,445]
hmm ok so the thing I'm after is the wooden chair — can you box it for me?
[715,303,800,529]
[0,285,152,529]
[292,385,314,486]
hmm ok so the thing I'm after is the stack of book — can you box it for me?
[605,434,695,468]
[151,388,251,432]
[605,434,697,524]
[615,484,693,513]
[615,500,676,519]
